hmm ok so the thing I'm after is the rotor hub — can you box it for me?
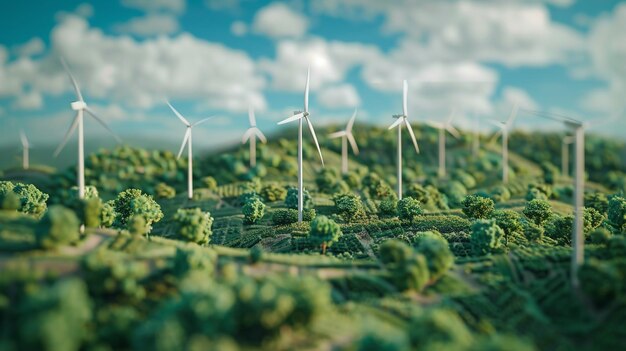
[71,101,87,111]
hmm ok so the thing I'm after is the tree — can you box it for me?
[607,195,626,233]
[583,207,604,234]
[271,208,315,225]
[408,309,474,351]
[0,181,48,218]
[585,192,609,214]
[101,200,116,228]
[113,189,163,233]
[315,168,340,193]
[35,205,80,249]
[242,197,265,224]
[309,215,342,254]
[444,181,468,208]
[201,176,218,191]
[470,219,505,255]
[405,183,430,206]
[379,239,430,292]
[1,191,20,211]
[333,193,366,223]
[80,197,103,228]
[397,197,423,223]
[378,197,398,217]
[260,183,287,202]
[523,221,544,242]
[127,215,147,236]
[172,208,214,245]
[343,171,362,189]
[545,215,574,245]
[285,187,313,210]
[462,195,495,220]
[155,183,176,199]
[578,258,621,307]
[523,199,552,227]
[412,232,454,280]
[493,210,523,245]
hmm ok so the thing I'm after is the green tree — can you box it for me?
[379,239,430,292]
[172,208,214,245]
[201,176,218,191]
[285,187,313,210]
[333,193,366,223]
[378,197,398,217]
[523,199,553,227]
[408,309,474,350]
[309,215,342,254]
[585,192,609,214]
[462,195,495,219]
[470,219,505,255]
[35,205,80,249]
[155,183,176,199]
[397,197,423,223]
[0,181,48,218]
[101,200,116,228]
[127,215,147,236]
[260,183,287,202]
[113,189,163,233]
[524,221,544,242]
[271,208,316,225]
[607,195,626,232]
[493,209,523,244]
[412,232,454,280]
[242,197,266,224]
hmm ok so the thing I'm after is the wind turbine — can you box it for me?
[54,58,121,200]
[277,67,324,223]
[388,80,420,200]
[19,130,30,170]
[242,106,267,168]
[328,108,359,174]
[167,102,214,200]
[561,135,575,177]
[427,109,461,178]
[488,104,519,184]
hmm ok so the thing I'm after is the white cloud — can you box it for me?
[114,13,180,36]
[13,38,45,57]
[12,91,43,110]
[230,21,247,36]
[317,83,360,108]
[252,3,308,39]
[121,0,185,13]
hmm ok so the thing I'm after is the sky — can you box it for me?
[0,0,625,152]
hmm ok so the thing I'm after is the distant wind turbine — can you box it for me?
[388,80,420,199]
[277,67,324,223]
[19,130,30,170]
[168,102,214,200]
[329,108,359,174]
[54,58,121,199]
[488,104,519,184]
[242,106,267,168]
[427,109,461,178]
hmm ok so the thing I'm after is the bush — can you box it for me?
[452,170,477,189]
[155,183,176,199]
[333,193,366,223]
[172,246,217,276]
[444,181,468,208]
[523,199,552,227]
[411,215,471,233]
[271,208,316,225]
[113,189,163,233]
[201,176,218,190]
[405,183,429,205]
[408,309,474,350]
[525,183,552,201]
[101,200,116,228]
[412,232,454,280]
[583,207,604,233]
[579,258,621,307]
[524,222,544,242]
[379,239,430,292]
[470,219,504,255]
[462,195,495,220]
[607,195,626,232]
[80,197,103,228]
[35,205,80,249]
[590,227,612,245]
[545,215,573,245]
[172,208,214,245]
[285,187,313,210]
[489,186,511,203]
[397,197,423,223]
[0,191,20,211]
[309,215,342,254]
[242,197,266,224]
[343,171,362,189]
[315,168,340,193]
[0,181,48,218]
[493,210,523,245]
[378,198,398,217]
[585,192,609,214]
[260,183,287,202]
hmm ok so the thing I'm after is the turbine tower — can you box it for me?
[328,108,359,174]
[277,67,324,222]
[242,106,267,168]
[427,109,461,178]
[388,80,419,199]
[54,58,121,199]
[168,102,214,200]
[19,130,30,170]
[561,135,574,177]
[488,104,519,184]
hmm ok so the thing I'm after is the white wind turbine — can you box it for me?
[167,102,214,200]
[488,104,519,184]
[19,130,30,170]
[388,80,420,200]
[242,106,267,168]
[277,67,324,223]
[328,108,359,174]
[427,109,461,178]
[561,135,575,177]
[54,58,121,200]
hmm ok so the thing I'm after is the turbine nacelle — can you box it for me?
[71,101,87,111]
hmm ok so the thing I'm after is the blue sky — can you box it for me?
[1,0,625,152]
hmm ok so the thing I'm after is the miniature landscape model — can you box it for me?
[1,1,626,351]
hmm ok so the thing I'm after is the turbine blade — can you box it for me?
[506,104,519,127]
[177,128,191,159]
[388,117,404,130]
[192,116,215,127]
[446,124,461,139]
[255,128,267,144]
[305,116,324,167]
[60,57,83,101]
[402,80,408,117]
[304,66,310,113]
[242,128,255,144]
[167,101,191,126]
[347,108,357,132]
[347,132,359,155]
[487,119,504,128]
[404,118,420,153]
[54,113,80,157]
[489,129,503,144]
[20,130,29,148]
[248,106,256,126]
[85,107,122,143]
[328,131,346,138]
[277,112,304,125]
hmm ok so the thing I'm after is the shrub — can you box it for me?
[579,258,621,307]
[397,197,423,223]
[525,183,552,201]
[523,222,544,242]
[309,215,342,254]
[408,309,473,350]
[127,215,147,236]
[590,227,611,245]
[113,189,163,233]
[101,200,116,228]
[35,205,80,249]
[489,186,511,203]
[493,210,523,245]
[172,246,217,276]
[285,187,313,210]
[242,197,266,224]
[0,181,48,218]
[607,195,626,232]
[462,195,495,220]
[379,240,430,292]
[523,199,552,227]
[583,207,604,233]
[80,197,103,228]
[0,191,20,211]
[260,183,287,202]
[545,215,573,245]
[452,170,477,189]
[172,208,214,245]
[271,208,315,225]
[378,198,398,217]
[411,215,471,234]
[444,181,468,208]
[315,168,340,193]
[412,232,454,280]
[585,192,609,214]
[470,219,504,255]
[333,193,366,223]
[343,171,362,189]
[201,176,218,190]
[155,183,176,199]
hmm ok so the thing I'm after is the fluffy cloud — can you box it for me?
[12,91,43,110]
[252,3,308,39]
[317,84,361,108]
[121,0,185,13]
[13,38,45,57]
[230,21,247,36]
[114,13,180,36]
